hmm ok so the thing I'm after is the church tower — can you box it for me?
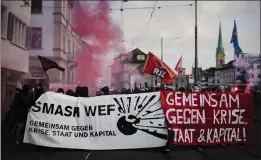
[216,22,225,68]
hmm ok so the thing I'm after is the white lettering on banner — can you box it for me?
[24,92,168,150]
[171,127,247,144]
[84,105,115,116]
[164,91,249,145]
[197,127,246,143]
[31,102,80,117]
[201,93,218,107]
[166,92,174,105]
[172,128,195,143]
[165,92,240,108]
[152,68,166,78]
[213,109,246,124]
[166,108,205,124]
[229,94,240,108]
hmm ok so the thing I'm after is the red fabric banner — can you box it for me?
[160,90,253,145]
[143,52,177,84]
[175,56,183,74]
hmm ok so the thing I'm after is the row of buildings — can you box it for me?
[108,21,260,92]
[174,22,260,91]
[109,48,161,90]
[1,0,87,120]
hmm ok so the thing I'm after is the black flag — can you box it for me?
[37,56,65,72]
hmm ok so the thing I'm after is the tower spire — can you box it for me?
[216,21,225,68]
[217,21,224,50]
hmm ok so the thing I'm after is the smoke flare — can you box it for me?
[74,1,125,95]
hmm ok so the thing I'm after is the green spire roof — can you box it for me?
[216,21,225,56]
[218,22,223,48]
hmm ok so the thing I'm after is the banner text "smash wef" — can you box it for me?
[31,103,116,117]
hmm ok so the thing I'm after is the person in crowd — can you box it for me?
[2,88,22,133]
[111,90,118,95]
[66,89,75,96]
[120,88,127,94]
[14,85,33,145]
[80,86,89,97]
[34,84,45,102]
[133,87,141,93]
[192,84,200,92]
[155,87,160,91]
[251,87,260,123]
[100,86,110,95]
[178,87,186,92]
[157,82,173,158]
[57,88,64,94]
[75,86,82,97]
[216,86,225,92]
[126,89,132,94]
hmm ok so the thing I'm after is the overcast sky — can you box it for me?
[107,1,260,74]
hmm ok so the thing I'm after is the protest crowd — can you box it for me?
[2,80,260,158]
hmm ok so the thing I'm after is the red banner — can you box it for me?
[143,52,177,84]
[160,90,253,145]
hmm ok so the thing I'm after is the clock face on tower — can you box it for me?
[217,52,223,58]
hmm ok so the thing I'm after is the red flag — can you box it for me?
[143,52,177,84]
[175,56,183,74]
[38,56,65,72]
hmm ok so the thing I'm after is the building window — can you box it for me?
[71,71,74,82]
[72,42,75,59]
[67,4,72,24]
[71,7,75,27]
[67,38,71,54]
[257,65,260,69]
[1,5,7,38]
[137,55,145,60]
[63,32,66,51]
[67,71,70,83]
[62,1,67,19]
[9,14,27,47]
[31,0,42,13]
[31,28,42,48]
[220,59,223,65]
[62,71,65,81]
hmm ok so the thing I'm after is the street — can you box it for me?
[2,123,261,160]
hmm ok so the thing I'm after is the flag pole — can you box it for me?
[194,0,198,86]
[46,71,57,91]
[160,37,163,84]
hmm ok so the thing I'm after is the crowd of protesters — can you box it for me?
[2,83,260,158]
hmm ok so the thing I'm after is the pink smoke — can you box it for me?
[232,58,254,93]
[74,1,125,95]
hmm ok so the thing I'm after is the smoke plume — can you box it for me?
[74,1,124,95]
[232,57,260,92]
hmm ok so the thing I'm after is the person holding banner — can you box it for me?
[163,127,173,158]
[100,86,110,95]
[160,83,174,158]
